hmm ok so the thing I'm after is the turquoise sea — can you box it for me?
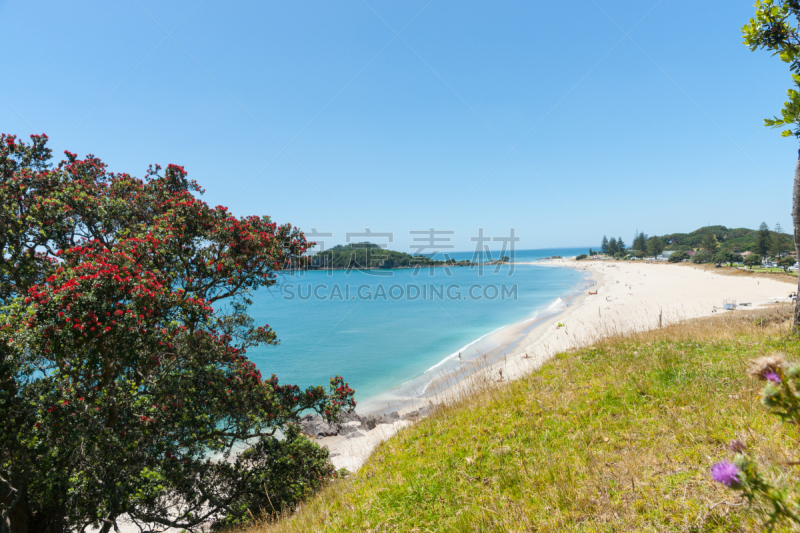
[246,248,589,412]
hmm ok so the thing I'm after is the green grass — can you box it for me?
[747,267,797,275]
[254,306,800,532]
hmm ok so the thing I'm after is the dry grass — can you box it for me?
[245,305,800,532]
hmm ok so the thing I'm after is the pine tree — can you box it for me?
[647,236,665,258]
[608,237,618,256]
[756,222,770,255]
[601,235,609,255]
[617,236,626,252]
[633,232,647,252]
[770,222,787,257]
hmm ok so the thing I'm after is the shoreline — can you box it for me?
[353,263,593,416]
[318,257,796,471]
[318,259,597,470]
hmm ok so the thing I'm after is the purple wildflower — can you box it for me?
[711,461,741,488]
[765,371,781,384]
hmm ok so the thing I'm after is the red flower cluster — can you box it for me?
[1,134,353,530]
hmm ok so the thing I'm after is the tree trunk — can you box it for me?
[794,152,800,331]
[4,494,64,533]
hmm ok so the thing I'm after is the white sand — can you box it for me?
[320,420,412,471]
[319,259,796,471]
[492,259,795,384]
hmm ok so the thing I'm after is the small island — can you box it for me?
[299,242,476,270]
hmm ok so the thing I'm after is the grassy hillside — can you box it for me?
[250,306,800,532]
[661,225,794,254]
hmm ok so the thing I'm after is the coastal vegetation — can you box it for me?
[308,242,473,270]
[600,235,626,256]
[0,135,354,532]
[591,225,796,266]
[667,251,689,263]
[631,225,793,256]
[250,305,798,532]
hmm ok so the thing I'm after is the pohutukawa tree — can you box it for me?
[743,1,800,329]
[0,134,355,533]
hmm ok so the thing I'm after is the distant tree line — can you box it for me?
[656,223,792,255]
[600,235,627,257]
[589,224,797,270]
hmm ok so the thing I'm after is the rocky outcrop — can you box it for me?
[298,408,425,439]
[338,421,362,435]
[298,414,338,438]
[383,411,401,422]
[401,406,430,420]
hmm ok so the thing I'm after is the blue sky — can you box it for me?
[0,0,793,252]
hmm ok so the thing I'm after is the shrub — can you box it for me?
[575,254,588,260]
[744,254,763,268]
[668,251,689,263]
[778,256,797,271]
[211,424,342,529]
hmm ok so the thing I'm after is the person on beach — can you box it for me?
[523,352,530,359]
[458,352,461,359]
[499,369,503,381]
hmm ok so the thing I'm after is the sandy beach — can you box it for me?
[320,259,797,471]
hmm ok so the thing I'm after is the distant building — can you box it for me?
[686,250,696,257]
[741,251,753,258]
